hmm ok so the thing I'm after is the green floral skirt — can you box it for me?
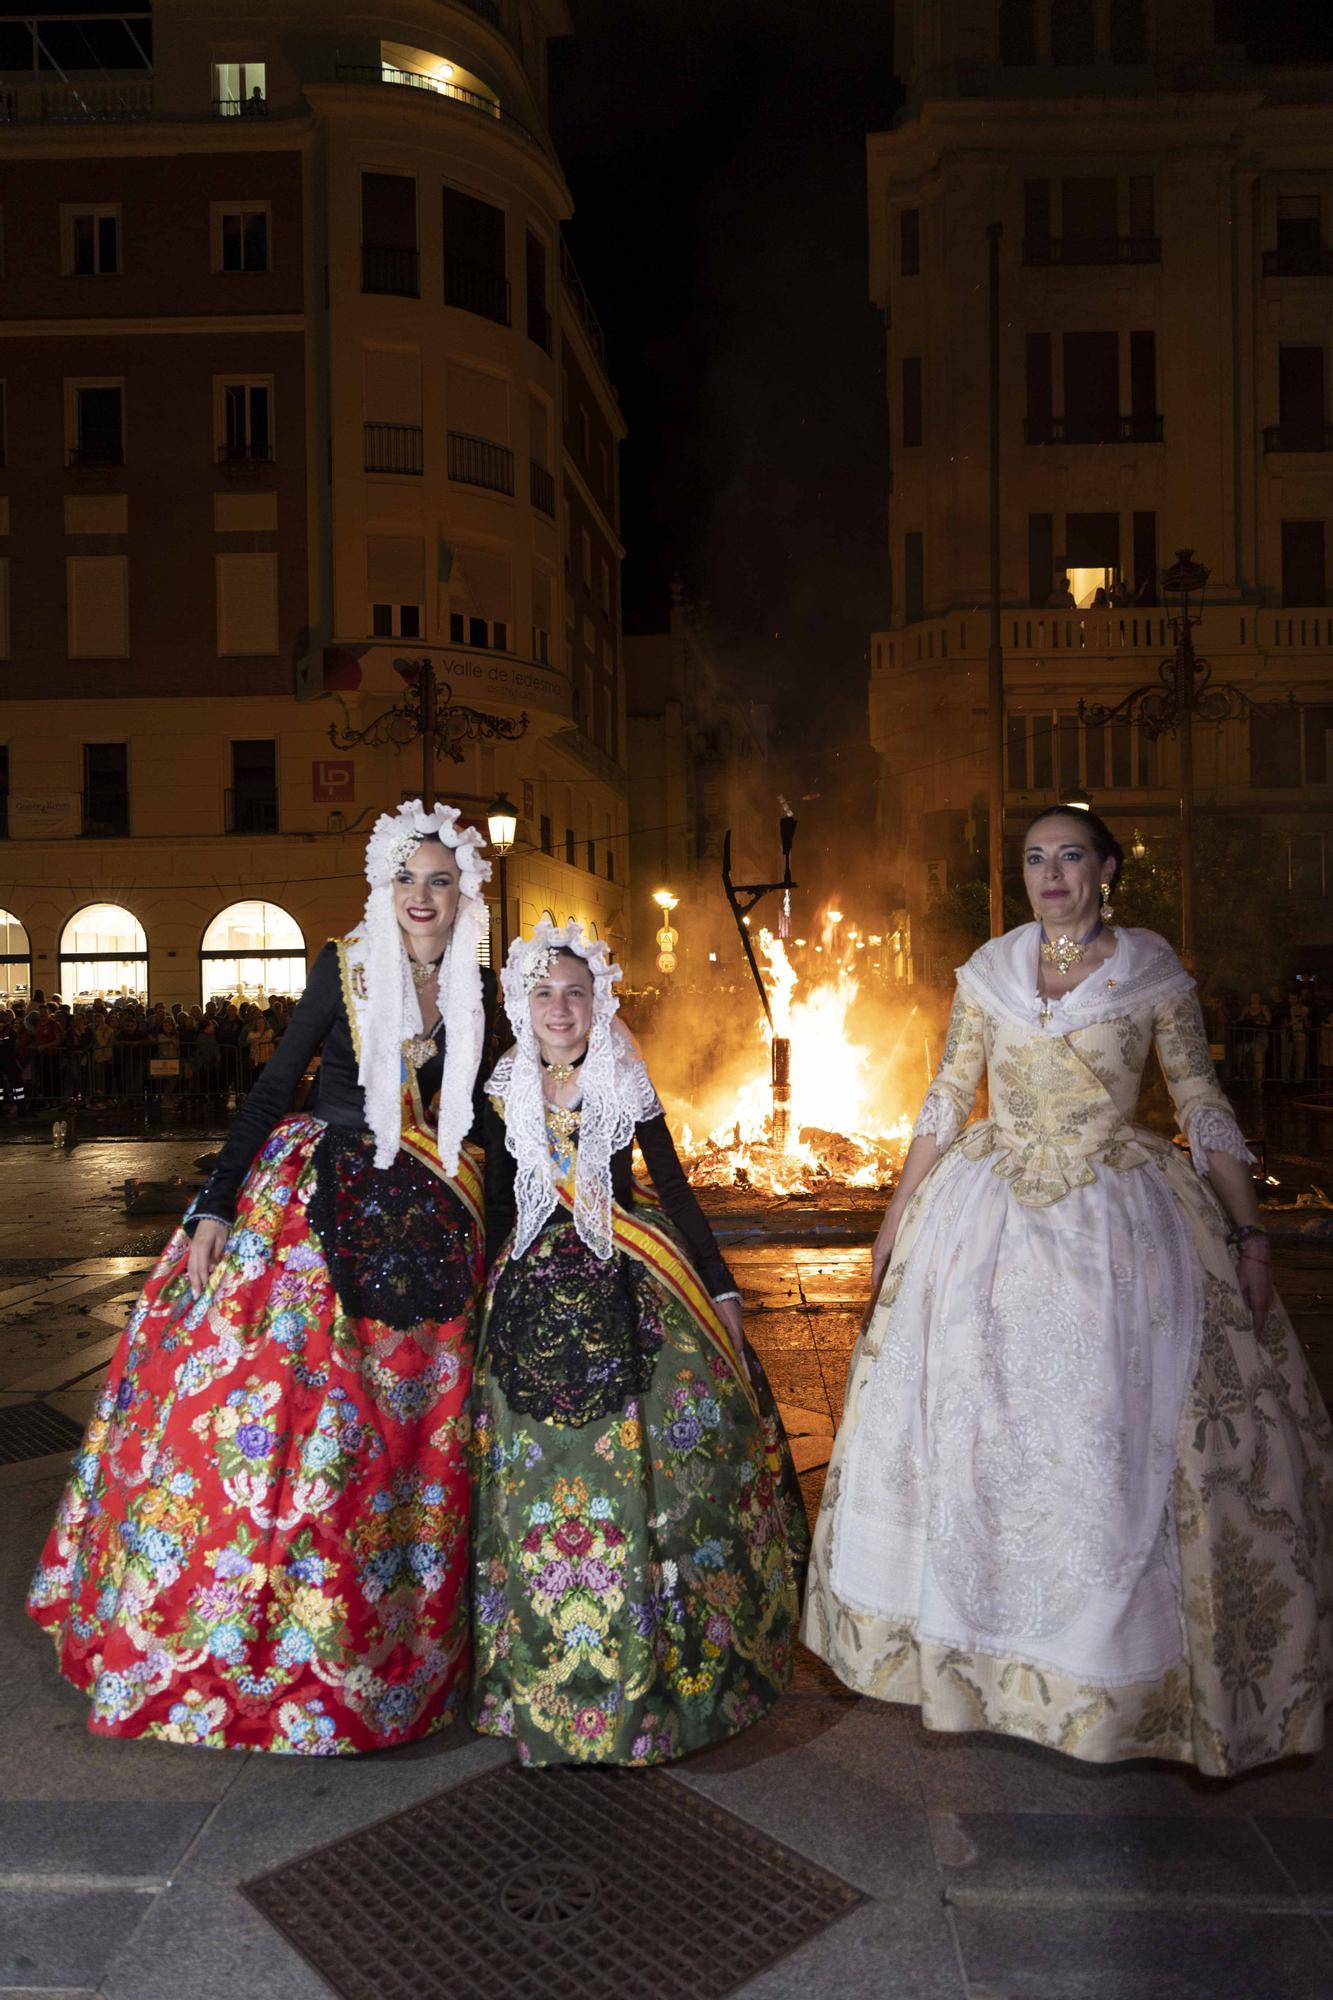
[468,1209,808,1766]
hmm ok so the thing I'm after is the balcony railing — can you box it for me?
[444,252,511,326]
[217,441,274,468]
[529,460,555,516]
[212,95,268,118]
[364,423,424,476]
[448,431,515,495]
[1262,246,1333,278]
[362,242,420,298]
[0,80,153,125]
[335,63,502,122]
[559,235,607,364]
[80,791,129,838]
[225,787,279,835]
[1022,234,1161,267]
[527,296,552,352]
[1024,415,1164,444]
[67,442,124,468]
[1263,423,1333,452]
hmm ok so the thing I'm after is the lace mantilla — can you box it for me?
[1186,1107,1256,1178]
[489,921,661,1262]
[344,800,491,1174]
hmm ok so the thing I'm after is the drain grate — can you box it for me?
[243,1762,864,2000]
[0,1400,86,1466]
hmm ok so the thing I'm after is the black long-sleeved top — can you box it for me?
[483,1097,735,1299]
[189,942,496,1228]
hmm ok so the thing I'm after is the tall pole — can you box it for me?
[419,660,436,809]
[986,221,1005,936]
[497,851,511,962]
[1177,629,1196,968]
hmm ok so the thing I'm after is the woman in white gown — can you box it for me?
[802,809,1333,1774]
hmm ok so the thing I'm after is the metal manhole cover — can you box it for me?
[500,1859,600,1926]
[243,1763,864,2000]
[0,1401,85,1466]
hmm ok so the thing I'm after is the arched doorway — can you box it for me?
[200,901,306,1004]
[59,904,148,1002]
[0,910,32,1005]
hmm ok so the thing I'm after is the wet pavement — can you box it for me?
[1,1140,1333,1997]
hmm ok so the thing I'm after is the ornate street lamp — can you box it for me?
[1079,549,1269,964]
[329,657,529,810]
[485,791,520,961]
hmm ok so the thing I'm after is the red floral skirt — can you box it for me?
[27,1115,482,1754]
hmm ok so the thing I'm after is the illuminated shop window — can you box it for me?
[200,900,305,1005]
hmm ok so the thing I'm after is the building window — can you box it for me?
[1065,511,1120,604]
[1023,177,1051,257]
[367,534,425,639]
[1050,0,1095,64]
[217,378,273,463]
[0,752,8,844]
[585,838,596,873]
[1275,346,1327,451]
[1061,176,1117,258]
[213,61,267,116]
[443,185,509,324]
[998,0,1036,61]
[525,230,550,351]
[1282,520,1326,606]
[60,902,146,1001]
[82,742,129,837]
[445,543,510,651]
[1272,195,1325,276]
[1128,330,1158,440]
[600,557,612,614]
[1128,174,1155,247]
[67,556,129,658]
[0,380,6,468]
[372,602,421,638]
[1303,703,1333,785]
[63,205,120,276]
[68,382,124,466]
[227,741,278,834]
[539,813,552,855]
[900,207,920,277]
[448,612,506,647]
[214,203,270,273]
[364,345,424,475]
[904,531,924,624]
[1132,510,1158,603]
[1109,0,1146,64]
[564,826,575,865]
[1250,707,1303,788]
[599,441,611,503]
[580,529,592,592]
[0,906,30,996]
[901,357,923,447]
[216,551,279,655]
[606,843,615,882]
[201,900,306,1002]
[532,569,552,664]
[1062,331,1119,443]
[361,172,418,297]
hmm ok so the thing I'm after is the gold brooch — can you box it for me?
[544,1102,582,1146]
[1040,932,1088,976]
[402,1035,437,1069]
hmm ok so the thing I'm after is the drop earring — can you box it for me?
[1100,879,1115,925]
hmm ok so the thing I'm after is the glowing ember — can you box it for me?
[683,930,914,1193]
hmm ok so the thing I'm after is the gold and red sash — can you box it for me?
[551,1169,758,1415]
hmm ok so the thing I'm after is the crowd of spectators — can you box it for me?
[1199,979,1333,1086]
[0,990,301,1113]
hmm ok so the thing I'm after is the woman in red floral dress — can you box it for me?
[28,802,494,1754]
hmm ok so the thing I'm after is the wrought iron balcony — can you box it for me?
[1263,423,1333,452]
[1022,234,1160,267]
[529,460,555,516]
[225,787,279,835]
[1024,414,1163,444]
[448,431,515,495]
[1262,246,1333,278]
[217,441,274,469]
[0,80,153,124]
[335,64,502,122]
[444,253,510,326]
[212,95,267,117]
[364,423,424,476]
[67,442,124,468]
[362,243,420,298]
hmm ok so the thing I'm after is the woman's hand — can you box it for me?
[870,1205,900,1298]
[1236,1246,1273,1335]
[716,1295,744,1348]
[187,1219,229,1297]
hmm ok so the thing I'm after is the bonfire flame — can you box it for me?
[685,929,913,1194]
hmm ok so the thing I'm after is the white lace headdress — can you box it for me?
[344,800,491,1172]
[488,920,660,1261]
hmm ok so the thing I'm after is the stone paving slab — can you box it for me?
[947,1905,1333,1999]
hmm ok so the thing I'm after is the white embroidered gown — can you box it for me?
[801,924,1333,1773]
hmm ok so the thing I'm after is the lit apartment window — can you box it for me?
[63,206,120,276]
[372,601,422,638]
[214,203,270,273]
[216,379,273,464]
[67,381,125,466]
[213,61,267,116]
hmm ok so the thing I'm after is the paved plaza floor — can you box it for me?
[2,1139,1332,1998]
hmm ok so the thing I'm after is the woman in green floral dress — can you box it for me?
[470,921,807,1766]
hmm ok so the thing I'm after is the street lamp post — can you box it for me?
[1079,549,1269,967]
[328,656,529,811]
[485,791,519,962]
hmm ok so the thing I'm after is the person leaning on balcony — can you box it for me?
[28,800,498,1755]
[1046,574,1076,608]
[803,805,1333,1776]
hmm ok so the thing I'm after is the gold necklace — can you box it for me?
[545,1101,582,1145]
[1039,923,1101,977]
[408,955,442,990]
[541,1048,587,1086]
